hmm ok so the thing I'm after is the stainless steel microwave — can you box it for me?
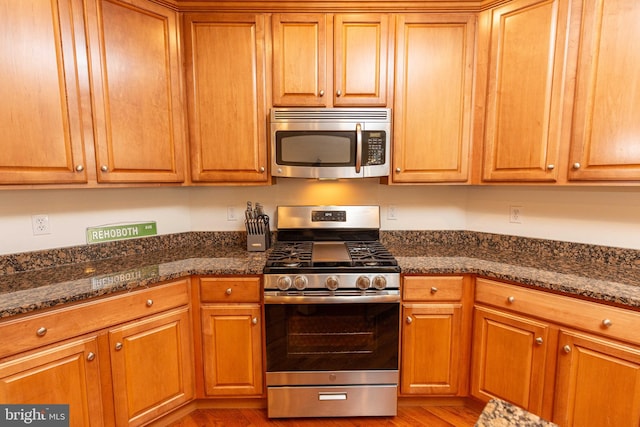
[270,108,391,179]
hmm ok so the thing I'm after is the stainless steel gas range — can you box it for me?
[263,205,401,418]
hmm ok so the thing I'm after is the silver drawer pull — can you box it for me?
[507,296,515,304]
[319,392,347,401]
[36,327,47,337]
[430,287,438,294]
[146,299,153,307]
[602,319,612,328]
[226,288,232,295]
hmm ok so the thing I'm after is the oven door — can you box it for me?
[264,293,399,376]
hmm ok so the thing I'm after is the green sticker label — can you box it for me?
[86,222,157,244]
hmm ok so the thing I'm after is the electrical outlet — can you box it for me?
[32,214,51,235]
[227,206,238,221]
[509,206,523,224]
[387,205,398,220]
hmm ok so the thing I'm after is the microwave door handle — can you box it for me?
[355,123,362,174]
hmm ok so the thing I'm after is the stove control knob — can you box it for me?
[372,275,387,290]
[326,276,339,291]
[276,276,292,291]
[356,276,371,290]
[293,275,308,290]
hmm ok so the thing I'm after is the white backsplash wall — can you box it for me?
[1,180,639,255]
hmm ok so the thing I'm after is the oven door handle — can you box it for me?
[264,293,400,304]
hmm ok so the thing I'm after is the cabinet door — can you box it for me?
[272,14,329,106]
[85,0,185,183]
[0,0,88,184]
[568,0,640,181]
[333,14,389,106]
[481,0,571,182]
[109,307,194,427]
[183,13,268,183]
[401,303,463,395]
[393,14,475,183]
[0,337,103,427]
[201,304,263,396]
[471,306,553,416]
[553,330,640,427]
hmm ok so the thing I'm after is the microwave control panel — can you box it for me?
[363,131,386,165]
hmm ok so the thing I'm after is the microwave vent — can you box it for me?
[271,108,390,122]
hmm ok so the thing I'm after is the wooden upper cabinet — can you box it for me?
[272,13,389,107]
[0,0,89,184]
[84,0,185,183]
[568,0,640,181]
[481,0,571,182]
[183,13,269,183]
[392,14,476,183]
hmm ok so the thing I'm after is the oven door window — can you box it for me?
[275,131,355,166]
[265,302,399,372]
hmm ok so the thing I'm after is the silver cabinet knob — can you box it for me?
[547,164,555,170]
[225,288,232,295]
[75,165,84,172]
[36,327,47,337]
[100,165,108,172]
[145,299,153,307]
[430,287,438,294]
[406,316,413,324]
[535,337,544,345]
[563,344,571,353]
[115,342,123,351]
[395,167,401,173]
[319,90,325,97]
[252,317,258,325]
[602,319,612,328]
[572,162,581,169]
[259,167,265,173]
[87,352,96,361]
[507,296,515,304]
[336,90,342,97]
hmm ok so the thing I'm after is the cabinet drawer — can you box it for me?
[0,278,190,359]
[200,277,261,303]
[475,277,640,346]
[403,276,464,301]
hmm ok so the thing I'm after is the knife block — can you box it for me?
[246,221,271,252]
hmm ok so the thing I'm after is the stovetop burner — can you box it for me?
[264,240,398,271]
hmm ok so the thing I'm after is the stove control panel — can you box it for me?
[265,273,399,292]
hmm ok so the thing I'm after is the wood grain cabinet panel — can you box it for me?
[109,307,194,426]
[471,306,554,417]
[568,0,640,181]
[0,0,89,184]
[392,14,475,183]
[481,0,571,182]
[272,13,389,107]
[553,330,640,427]
[84,0,186,183]
[0,336,104,427]
[183,13,269,183]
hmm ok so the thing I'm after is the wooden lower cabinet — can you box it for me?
[471,306,555,417]
[200,304,263,396]
[553,330,640,427]
[400,276,471,396]
[0,336,104,427]
[109,307,194,426]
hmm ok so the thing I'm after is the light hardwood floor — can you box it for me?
[165,405,484,427]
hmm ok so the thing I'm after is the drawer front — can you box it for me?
[403,276,464,301]
[0,278,190,359]
[475,277,640,346]
[200,277,261,303]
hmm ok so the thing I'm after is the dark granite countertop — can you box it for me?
[1,231,639,318]
[475,398,557,427]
